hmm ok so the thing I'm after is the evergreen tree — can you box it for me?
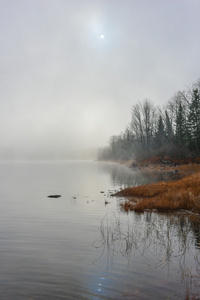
[175,103,187,146]
[165,110,174,144]
[155,115,166,149]
[188,89,200,152]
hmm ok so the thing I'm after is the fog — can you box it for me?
[1,0,200,160]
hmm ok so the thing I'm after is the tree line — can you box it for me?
[98,79,200,162]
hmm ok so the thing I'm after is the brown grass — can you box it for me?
[178,163,200,172]
[138,156,200,165]
[115,170,200,213]
[136,160,200,174]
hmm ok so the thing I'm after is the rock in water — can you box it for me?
[48,195,61,198]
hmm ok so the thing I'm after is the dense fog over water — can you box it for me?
[1,1,200,159]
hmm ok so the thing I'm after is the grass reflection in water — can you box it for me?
[92,211,200,299]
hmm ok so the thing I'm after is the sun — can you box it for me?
[100,34,104,39]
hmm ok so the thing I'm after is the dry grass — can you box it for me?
[178,163,200,172]
[138,156,200,165]
[115,171,200,213]
[137,160,200,174]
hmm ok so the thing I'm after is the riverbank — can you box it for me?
[114,160,200,217]
[117,157,200,175]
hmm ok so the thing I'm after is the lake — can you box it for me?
[0,160,199,299]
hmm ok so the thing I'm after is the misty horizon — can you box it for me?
[1,1,200,160]
[0,146,99,161]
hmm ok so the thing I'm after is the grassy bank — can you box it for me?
[115,164,200,215]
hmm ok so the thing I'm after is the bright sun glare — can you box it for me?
[100,34,104,39]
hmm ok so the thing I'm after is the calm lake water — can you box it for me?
[0,160,199,299]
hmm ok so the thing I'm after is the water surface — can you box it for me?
[0,161,199,299]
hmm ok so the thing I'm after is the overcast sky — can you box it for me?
[0,0,200,159]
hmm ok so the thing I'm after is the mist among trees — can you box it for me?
[98,79,200,162]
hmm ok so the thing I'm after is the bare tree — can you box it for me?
[130,100,157,157]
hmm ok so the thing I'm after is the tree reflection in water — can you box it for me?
[92,211,200,298]
[98,162,182,188]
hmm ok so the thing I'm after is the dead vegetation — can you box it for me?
[115,165,200,214]
[137,156,200,166]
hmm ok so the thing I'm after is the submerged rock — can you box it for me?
[48,195,61,198]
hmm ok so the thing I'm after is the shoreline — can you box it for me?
[112,159,200,218]
[111,158,197,176]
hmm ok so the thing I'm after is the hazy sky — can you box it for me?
[1,0,200,159]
